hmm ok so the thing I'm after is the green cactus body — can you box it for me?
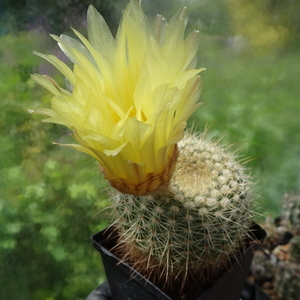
[282,193,300,234]
[110,132,254,292]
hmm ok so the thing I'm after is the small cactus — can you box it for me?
[251,250,276,283]
[282,193,300,234]
[111,132,255,293]
[273,236,300,300]
[274,260,300,300]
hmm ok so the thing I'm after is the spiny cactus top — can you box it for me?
[30,0,205,195]
[111,132,254,292]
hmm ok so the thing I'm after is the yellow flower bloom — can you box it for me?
[31,0,205,195]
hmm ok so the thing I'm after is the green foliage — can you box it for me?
[235,0,300,50]
[0,33,109,300]
[0,0,119,35]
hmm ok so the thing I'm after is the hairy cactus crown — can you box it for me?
[111,132,254,291]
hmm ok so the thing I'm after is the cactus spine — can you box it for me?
[110,132,255,293]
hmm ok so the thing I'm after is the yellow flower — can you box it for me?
[31,0,205,195]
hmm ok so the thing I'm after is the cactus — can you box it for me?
[110,131,255,293]
[282,193,300,234]
[256,205,300,299]
[250,250,276,283]
[273,236,300,300]
[30,0,257,297]
[274,260,300,300]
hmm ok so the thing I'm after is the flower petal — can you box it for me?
[32,1,204,195]
[87,5,116,61]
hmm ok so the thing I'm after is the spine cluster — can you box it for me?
[111,132,254,292]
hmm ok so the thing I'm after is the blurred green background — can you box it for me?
[0,0,299,299]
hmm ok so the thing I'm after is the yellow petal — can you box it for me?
[32,0,205,195]
[31,74,61,96]
[33,51,76,85]
[87,5,116,61]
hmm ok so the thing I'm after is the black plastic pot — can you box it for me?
[89,224,266,300]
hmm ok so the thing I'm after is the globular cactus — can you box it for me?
[282,193,300,234]
[274,260,300,300]
[250,250,276,284]
[273,236,300,300]
[263,226,300,299]
[111,132,255,293]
